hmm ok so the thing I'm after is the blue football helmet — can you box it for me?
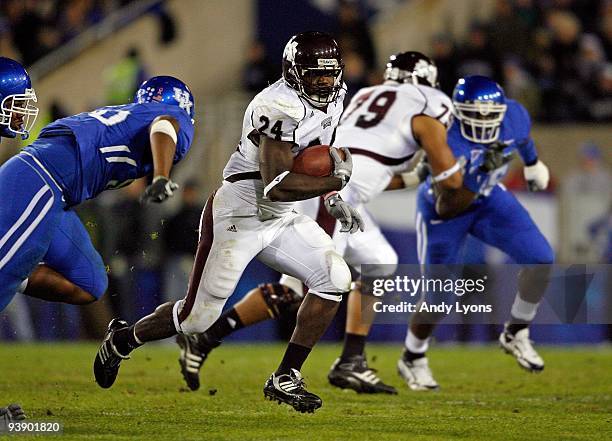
[0,57,39,140]
[452,75,507,144]
[134,75,195,122]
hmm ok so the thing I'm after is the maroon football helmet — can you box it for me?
[282,31,344,106]
[384,51,439,88]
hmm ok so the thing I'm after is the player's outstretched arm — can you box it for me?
[412,115,473,219]
[259,136,343,202]
[412,115,462,189]
[141,116,180,203]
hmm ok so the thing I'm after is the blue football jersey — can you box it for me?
[25,102,194,206]
[426,99,537,198]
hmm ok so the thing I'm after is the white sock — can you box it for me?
[404,329,429,354]
[510,293,539,322]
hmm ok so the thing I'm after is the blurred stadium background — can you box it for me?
[0,0,610,345]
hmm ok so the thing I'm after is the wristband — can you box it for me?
[432,162,461,183]
[323,191,339,201]
[263,171,290,197]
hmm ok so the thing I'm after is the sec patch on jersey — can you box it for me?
[291,145,345,177]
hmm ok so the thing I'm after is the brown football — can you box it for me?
[291,145,346,177]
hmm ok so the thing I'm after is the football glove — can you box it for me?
[480,141,513,172]
[1,403,26,425]
[141,176,179,203]
[523,160,550,191]
[324,192,364,234]
[330,147,352,189]
[401,156,431,189]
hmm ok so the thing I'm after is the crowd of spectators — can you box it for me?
[241,0,610,122]
[0,0,137,66]
[430,0,612,122]
[2,0,609,123]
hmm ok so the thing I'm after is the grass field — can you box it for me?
[1,343,611,440]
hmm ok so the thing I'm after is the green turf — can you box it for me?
[0,343,611,440]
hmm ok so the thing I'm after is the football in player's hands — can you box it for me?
[291,145,346,177]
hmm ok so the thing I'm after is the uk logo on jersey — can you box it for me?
[173,87,193,115]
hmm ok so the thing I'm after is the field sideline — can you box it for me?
[1,343,611,440]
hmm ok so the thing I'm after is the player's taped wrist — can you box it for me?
[263,170,291,198]
[431,161,461,183]
[152,175,169,183]
[323,191,339,201]
[150,118,177,144]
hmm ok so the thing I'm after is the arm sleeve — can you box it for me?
[511,102,538,166]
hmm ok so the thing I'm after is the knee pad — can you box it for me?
[328,251,351,291]
[309,251,351,302]
[260,282,304,319]
[173,294,227,334]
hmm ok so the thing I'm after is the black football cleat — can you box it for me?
[93,318,130,389]
[1,403,25,431]
[263,369,322,413]
[176,332,220,391]
[328,354,397,394]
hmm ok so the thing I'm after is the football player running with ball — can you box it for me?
[173,52,467,395]
[93,31,364,413]
[397,76,553,391]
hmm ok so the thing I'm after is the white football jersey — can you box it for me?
[223,79,345,218]
[334,82,453,205]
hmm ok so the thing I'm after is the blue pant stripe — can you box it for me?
[0,184,51,252]
[0,186,54,270]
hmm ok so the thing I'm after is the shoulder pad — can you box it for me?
[253,81,305,122]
